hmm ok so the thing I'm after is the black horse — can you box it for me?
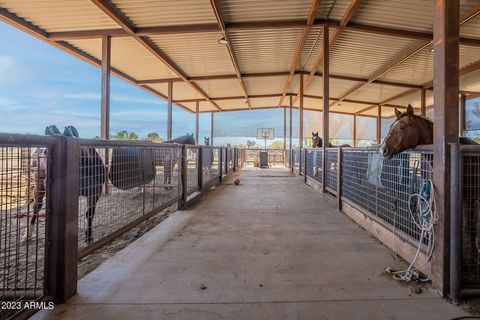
[312,132,351,148]
[23,125,106,244]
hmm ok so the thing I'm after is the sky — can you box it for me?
[0,19,379,145]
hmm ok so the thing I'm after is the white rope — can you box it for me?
[388,179,436,282]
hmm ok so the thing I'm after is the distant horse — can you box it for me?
[312,132,351,148]
[159,134,195,186]
[23,125,106,244]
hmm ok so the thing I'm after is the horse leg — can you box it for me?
[22,178,45,242]
[85,195,99,244]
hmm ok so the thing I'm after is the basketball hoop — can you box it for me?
[257,128,275,150]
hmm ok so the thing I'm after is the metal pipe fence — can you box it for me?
[305,149,323,184]
[77,140,182,256]
[293,148,301,174]
[0,133,237,311]
[325,148,338,194]
[240,149,285,168]
[0,134,58,319]
[202,147,220,187]
[186,146,200,195]
[451,144,480,298]
[341,147,433,242]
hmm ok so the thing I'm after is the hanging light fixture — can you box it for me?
[218,35,228,45]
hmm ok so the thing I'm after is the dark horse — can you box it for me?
[312,132,351,148]
[23,125,106,244]
[160,133,195,186]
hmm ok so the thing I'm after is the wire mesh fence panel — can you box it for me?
[325,148,338,193]
[285,149,291,168]
[186,147,199,195]
[242,149,260,167]
[202,147,219,185]
[0,139,52,319]
[227,148,234,172]
[293,148,301,173]
[306,149,323,184]
[77,142,181,254]
[267,149,284,166]
[342,148,432,242]
[460,152,480,289]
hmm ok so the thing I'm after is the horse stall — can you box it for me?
[0,133,238,319]
[295,146,437,280]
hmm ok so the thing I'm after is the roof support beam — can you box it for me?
[47,19,480,47]
[322,25,330,190]
[278,0,323,108]
[138,71,423,88]
[167,81,173,140]
[90,0,223,111]
[432,0,459,296]
[209,0,251,109]
[293,0,363,106]
[100,35,111,140]
[339,3,480,109]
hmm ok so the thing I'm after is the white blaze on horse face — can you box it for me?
[380,119,400,158]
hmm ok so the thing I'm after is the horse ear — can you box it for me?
[394,108,402,119]
[315,132,318,135]
[406,104,414,116]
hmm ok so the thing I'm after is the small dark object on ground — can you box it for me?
[199,284,207,290]
[234,178,240,185]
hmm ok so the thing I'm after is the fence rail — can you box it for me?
[240,149,285,167]
[0,133,237,316]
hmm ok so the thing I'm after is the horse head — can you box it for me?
[204,137,210,146]
[312,132,322,148]
[380,104,433,159]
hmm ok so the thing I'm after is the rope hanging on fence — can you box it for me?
[388,159,437,282]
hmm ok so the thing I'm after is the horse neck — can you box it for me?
[414,116,433,145]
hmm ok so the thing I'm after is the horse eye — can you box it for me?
[400,125,405,130]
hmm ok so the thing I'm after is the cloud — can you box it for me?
[0,96,27,111]
[0,55,16,74]
[64,92,162,105]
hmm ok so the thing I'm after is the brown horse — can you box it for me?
[380,104,476,158]
[380,105,433,159]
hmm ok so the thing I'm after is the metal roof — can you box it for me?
[0,0,479,118]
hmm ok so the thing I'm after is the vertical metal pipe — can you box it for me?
[283,106,287,150]
[450,143,461,300]
[336,147,342,211]
[167,81,173,140]
[289,95,293,150]
[353,115,357,147]
[211,112,215,146]
[101,35,111,140]
[195,101,200,145]
[299,74,304,148]
[432,0,460,295]
[322,25,330,192]
[377,105,382,144]
[460,94,466,136]
[421,88,427,117]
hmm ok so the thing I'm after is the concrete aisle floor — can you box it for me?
[34,167,467,320]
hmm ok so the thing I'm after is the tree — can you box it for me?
[246,140,256,148]
[111,130,138,140]
[145,132,163,143]
[267,141,284,149]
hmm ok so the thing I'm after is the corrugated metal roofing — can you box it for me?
[112,0,217,27]
[219,0,313,22]
[0,0,479,115]
[329,30,418,78]
[0,0,118,32]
